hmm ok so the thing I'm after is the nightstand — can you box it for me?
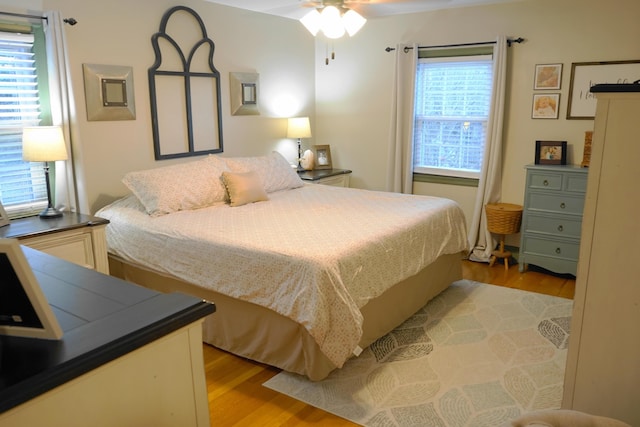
[298,168,352,187]
[0,213,110,274]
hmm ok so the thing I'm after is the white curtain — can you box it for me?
[386,43,418,194]
[468,35,508,262]
[44,11,85,214]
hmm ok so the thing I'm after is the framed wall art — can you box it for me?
[535,140,567,165]
[312,145,332,170]
[534,63,562,90]
[532,93,560,119]
[230,72,259,116]
[567,59,640,119]
[83,63,136,121]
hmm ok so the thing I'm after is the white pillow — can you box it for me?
[221,170,269,207]
[122,157,227,216]
[222,151,303,193]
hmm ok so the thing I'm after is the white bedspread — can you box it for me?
[97,184,468,367]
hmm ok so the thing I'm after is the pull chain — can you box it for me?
[325,42,336,65]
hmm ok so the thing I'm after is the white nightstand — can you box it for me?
[0,213,110,274]
[298,168,352,187]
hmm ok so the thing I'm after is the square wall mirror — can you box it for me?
[230,72,259,115]
[83,63,136,121]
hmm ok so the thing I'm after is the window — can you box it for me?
[0,27,51,217]
[412,48,494,179]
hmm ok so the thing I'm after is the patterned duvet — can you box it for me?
[97,184,468,368]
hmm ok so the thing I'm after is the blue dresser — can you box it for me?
[519,164,588,275]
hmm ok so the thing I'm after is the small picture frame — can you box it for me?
[535,140,567,165]
[312,144,332,170]
[534,63,562,90]
[0,239,63,340]
[0,202,9,227]
[532,93,560,119]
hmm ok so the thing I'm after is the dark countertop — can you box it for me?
[0,246,215,413]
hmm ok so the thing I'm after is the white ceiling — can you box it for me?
[203,0,523,20]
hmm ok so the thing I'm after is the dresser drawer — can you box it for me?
[565,173,588,193]
[528,171,562,190]
[522,236,581,261]
[524,213,583,238]
[527,192,585,215]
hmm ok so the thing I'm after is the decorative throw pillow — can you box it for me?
[221,170,269,207]
[222,151,303,193]
[122,157,227,216]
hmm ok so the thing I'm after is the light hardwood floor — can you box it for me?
[204,260,576,426]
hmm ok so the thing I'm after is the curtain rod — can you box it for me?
[385,37,524,52]
[0,11,78,25]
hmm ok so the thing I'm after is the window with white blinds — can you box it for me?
[0,30,48,217]
[413,53,493,179]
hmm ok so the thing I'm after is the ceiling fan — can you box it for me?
[268,0,417,21]
[298,1,370,39]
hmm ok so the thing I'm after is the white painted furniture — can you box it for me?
[298,168,352,187]
[562,86,640,426]
[0,247,215,427]
[0,213,109,274]
[519,164,587,275]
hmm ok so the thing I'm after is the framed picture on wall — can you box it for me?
[535,140,567,165]
[312,145,332,170]
[532,93,560,119]
[534,63,562,90]
[567,59,640,119]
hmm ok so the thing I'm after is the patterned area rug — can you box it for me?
[263,280,573,427]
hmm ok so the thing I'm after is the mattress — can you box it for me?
[97,184,468,368]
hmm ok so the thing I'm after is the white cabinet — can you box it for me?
[0,214,110,274]
[562,89,640,426]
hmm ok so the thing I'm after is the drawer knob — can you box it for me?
[560,202,566,209]
[543,180,549,186]
[556,247,561,254]
[557,225,564,232]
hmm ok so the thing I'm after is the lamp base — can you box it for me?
[39,206,63,219]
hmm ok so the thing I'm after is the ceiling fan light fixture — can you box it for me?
[300,9,321,36]
[342,9,366,36]
[319,5,345,39]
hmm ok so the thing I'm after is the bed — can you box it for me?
[97,152,469,380]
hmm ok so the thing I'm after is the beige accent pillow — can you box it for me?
[122,157,227,216]
[221,170,269,207]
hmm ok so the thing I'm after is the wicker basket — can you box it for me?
[485,203,523,235]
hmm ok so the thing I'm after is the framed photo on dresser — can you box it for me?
[312,145,332,170]
[535,140,567,165]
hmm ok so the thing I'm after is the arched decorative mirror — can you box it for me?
[148,6,223,160]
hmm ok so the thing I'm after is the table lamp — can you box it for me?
[287,117,311,171]
[22,126,68,218]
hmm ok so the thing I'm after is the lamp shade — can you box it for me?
[287,117,312,139]
[22,126,68,162]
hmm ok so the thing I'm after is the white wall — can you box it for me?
[314,0,640,239]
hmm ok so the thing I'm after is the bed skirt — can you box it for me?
[108,252,464,381]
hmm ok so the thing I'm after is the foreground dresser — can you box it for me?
[562,85,640,426]
[519,164,587,275]
[0,247,215,427]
